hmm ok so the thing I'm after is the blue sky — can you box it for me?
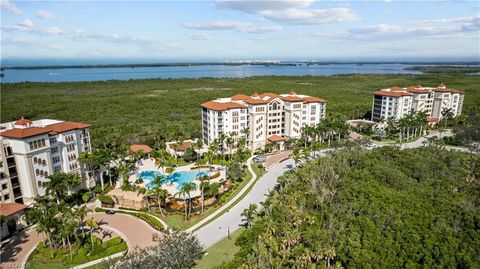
[1,0,479,62]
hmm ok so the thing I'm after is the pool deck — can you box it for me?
[128,158,225,198]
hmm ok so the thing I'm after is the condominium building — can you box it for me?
[201,91,327,150]
[371,84,465,123]
[0,118,94,204]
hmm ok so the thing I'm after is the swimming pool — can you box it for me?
[139,170,208,191]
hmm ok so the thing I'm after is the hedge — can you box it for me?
[191,165,211,170]
[98,195,115,207]
[95,208,163,231]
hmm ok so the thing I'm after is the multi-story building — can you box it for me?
[201,91,327,150]
[0,118,95,204]
[371,84,464,123]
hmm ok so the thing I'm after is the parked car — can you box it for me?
[106,209,116,215]
[253,156,267,163]
[366,143,378,149]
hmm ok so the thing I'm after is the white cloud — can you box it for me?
[183,20,281,33]
[18,18,33,28]
[308,16,480,41]
[187,32,213,40]
[1,37,64,51]
[1,0,22,15]
[36,10,62,20]
[1,23,179,52]
[217,0,359,24]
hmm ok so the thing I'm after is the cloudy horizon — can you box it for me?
[1,0,479,63]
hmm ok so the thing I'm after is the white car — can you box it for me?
[366,143,378,149]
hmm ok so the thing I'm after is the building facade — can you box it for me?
[201,91,327,150]
[0,118,94,204]
[371,84,464,123]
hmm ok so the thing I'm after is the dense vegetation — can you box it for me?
[406,66,480,74]
[2,74,479,147]
[225,147,480,268]
[104,232,203,269]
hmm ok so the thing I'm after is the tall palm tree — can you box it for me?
[241,204,258,229]
[199,175,209,214]
[43,173,68,204]
[241,127,250,148]
[65,172,81,195]
[178,182,197,220]
[86,218,100,249]
[193,139,203,162]
[149,174,168,217]
[225,135,234,161]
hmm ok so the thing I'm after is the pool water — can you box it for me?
[139,170,208,191]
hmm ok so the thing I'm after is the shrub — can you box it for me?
[82,191,92,203]
[209,171,220,179]
[98,195,115,207]
[191,165,211,170]
[135,178,144,184]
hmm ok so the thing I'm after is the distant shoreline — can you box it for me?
[1,61,479,70]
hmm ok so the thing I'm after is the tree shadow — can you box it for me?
[0,229,35,265]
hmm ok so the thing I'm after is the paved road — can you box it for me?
[194,158,295,248]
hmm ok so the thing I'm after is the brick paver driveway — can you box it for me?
[0,230,43,269]
[0,213,160,269]
[89,212,161,251]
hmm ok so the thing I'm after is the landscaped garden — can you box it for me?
[25,236,127,269]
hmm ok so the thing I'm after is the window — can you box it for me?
[3,194,9,201]
[33,157,38,163]
[36,169,40,175]
[53,156,60,163]
[42,160,46,166]
[293,104,302,109]
[255,106,265,112]
[50,137,57,144]
[1,184,7,190]
[54,166,61,172]
[51,147,58,154]
[232,111,239,116]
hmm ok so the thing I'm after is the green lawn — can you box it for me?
[194,228,245,269]
[25,237,127,269]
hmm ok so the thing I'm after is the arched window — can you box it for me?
[40,170,44,176]
[36,169,39,175]
[42,160,46,166]
[44,172,48,177]
[33,157,37,163]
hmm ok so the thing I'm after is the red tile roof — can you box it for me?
[372,91,412,97]
[281,96,304,102]
[15,117,32,126]
[1,121,90,139]
[303,96,327,103]
[130,144,153,154]
[267,134,287,142]
[230,94,251,101]
[0,203,27,217]
[201,101,247,111]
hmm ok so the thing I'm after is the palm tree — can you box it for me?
[241,127,250,148]
[43,173,68,204]
[241,204,258,229]
[178,182,197,221]
[225,135,234,161]
[149,174,168,217]
[86,218,100,249]
[218,133,227,163]
[65,172,81,195]
[74,206,89,237]
[193,139,203,162]
[199,175,209,214]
